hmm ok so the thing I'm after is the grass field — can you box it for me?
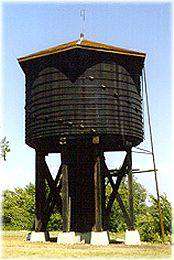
[1,230,172,259]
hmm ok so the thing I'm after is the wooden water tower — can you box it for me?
[18,38,146,243]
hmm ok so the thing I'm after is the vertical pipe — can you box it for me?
[143,67,165,242]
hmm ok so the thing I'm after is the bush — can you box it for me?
[2,183,35,230]
[47,213,63,231]
[135,212,159,242]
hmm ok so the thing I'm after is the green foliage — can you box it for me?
[135,194,172,243]
[108,177,148,232]
[135,212,159,242]
[2,182,63,231]
[149,194,172,235]
[0,137,10,161]
[47,213,63,231]
[2,183,35,230]
[2,178,172,243]
[107,177,172,242]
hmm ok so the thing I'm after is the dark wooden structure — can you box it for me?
[18,39,146,233]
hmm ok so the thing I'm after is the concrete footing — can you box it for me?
[90,231,110,245]
[125,229,141,245]
[28,231,50,242]
[57,232,81,244]
[57,231,110,245]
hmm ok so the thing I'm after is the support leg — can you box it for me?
[61,163,71,232]
[61,148,71,232]
[35,150,47,232]
[128,171,134,230]
[93,152,103,231]
[34,152,62,232]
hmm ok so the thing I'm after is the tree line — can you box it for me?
[2,177,172,243]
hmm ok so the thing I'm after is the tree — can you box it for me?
[2,183,35,230]
[2,183,62,231]
[0,137,10,161]
[47,213,63,231]
[2,179,172,243]
[135,194,172,242]
[107,176,172,242]
[149,194,172,236]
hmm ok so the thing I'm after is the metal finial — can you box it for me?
[80,9,86,38]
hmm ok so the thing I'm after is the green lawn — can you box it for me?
[1,230,172,258]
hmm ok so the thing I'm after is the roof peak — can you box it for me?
[77,33,85,45]
[18,38,146,63]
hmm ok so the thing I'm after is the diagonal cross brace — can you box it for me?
[43,165,63,226]
[42,160,62,212]
[44,164,62,209]
[33,153,63,231]
[102,150,132,228]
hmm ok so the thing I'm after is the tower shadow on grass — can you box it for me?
[109,239,124,244]
[49,237,57,242]
[49,236,124,244]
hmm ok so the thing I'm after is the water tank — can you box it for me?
[19,39,146,152]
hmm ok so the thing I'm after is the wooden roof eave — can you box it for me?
[18,45,146,64]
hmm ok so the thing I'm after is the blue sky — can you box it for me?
[1,1,172,203]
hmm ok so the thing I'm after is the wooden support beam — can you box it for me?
[35,150,47,232]
[42,160,62,209]
[128,171,134,230]
[43,165,63,226]
[104,151,132,213]
[61,163,71,232]
[115,193,132,228]
[34,152,63,231]
[132,169,158,174]
[102,150,133,230]
[110,168,158,176]
[119,150,132,173]
[60,146,71,232]
[100,154,107,229]
[93,154,103,231]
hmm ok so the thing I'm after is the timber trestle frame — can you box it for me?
[33,148,135,233]
[34,150,63,232]
[102,149,134,230]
